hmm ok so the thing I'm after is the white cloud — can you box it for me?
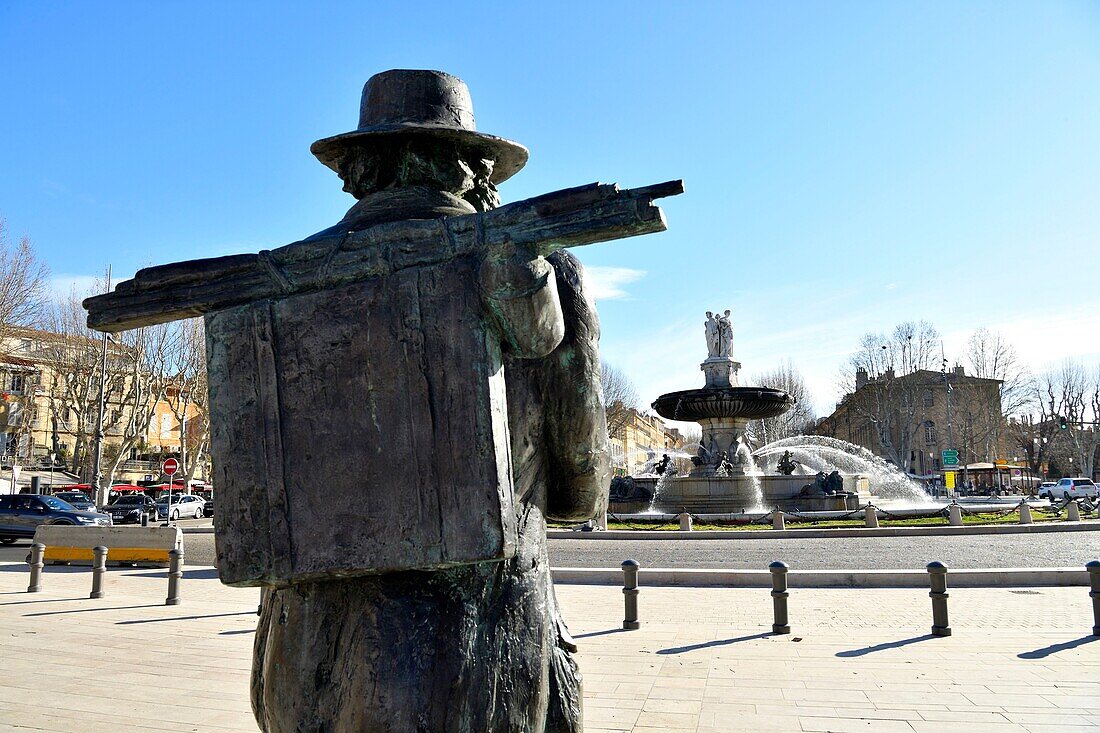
[582,266,646,301]
[50,274,103,299]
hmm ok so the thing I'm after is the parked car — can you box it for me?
[1036,482,1059,500]
[102,494,159,525]
[0,494,111,543]
[53,491,96,512]
[1051,477,1099,500]
[156,493,206,520]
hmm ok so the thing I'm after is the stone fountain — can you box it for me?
[616,310,869,513]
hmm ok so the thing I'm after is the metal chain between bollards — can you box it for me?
[769,561,790,634]
[90,546,108,599]
[27,542,45,593]
[1087,560,1100,637]
[926,561,951,637]
[621,559,640,630]
[166,547,184,606]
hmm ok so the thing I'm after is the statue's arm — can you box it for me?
[539,251,611,522]
[479,243,565,359]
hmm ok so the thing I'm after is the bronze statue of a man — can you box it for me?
[249,70,609,732]
[84,68,682,732]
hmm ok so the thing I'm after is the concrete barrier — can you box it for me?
[551,566,1090,588]
[33,525,182,567]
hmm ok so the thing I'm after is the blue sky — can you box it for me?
[2,1,1098,416]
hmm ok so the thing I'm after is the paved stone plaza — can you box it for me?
[1,561,1097,732]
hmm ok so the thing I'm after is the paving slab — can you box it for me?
[1,562,1097,732]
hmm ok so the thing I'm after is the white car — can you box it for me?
[1036,481,1058,499]
[156,493,206,520]
[1050,477,1098,500]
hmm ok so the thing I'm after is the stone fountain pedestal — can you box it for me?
[612,309,871,515]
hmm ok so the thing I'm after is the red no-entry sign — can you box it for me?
[163,458,179,476]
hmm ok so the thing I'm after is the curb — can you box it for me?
[548,521,1100,541]
[551,566,1090,588]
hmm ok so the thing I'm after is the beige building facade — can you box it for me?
[609,407,686,476]
[815,365,1006,476]
[0,328,201,482]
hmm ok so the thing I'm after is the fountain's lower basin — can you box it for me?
[612,474,872,514]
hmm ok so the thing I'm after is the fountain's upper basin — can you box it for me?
[652,387,793,422]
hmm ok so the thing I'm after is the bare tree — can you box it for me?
[600,360,639,440]
[101,322,177,488]
[165,319,210,484]
[837,320,940,470]
[943,328,1029,465]
[965,328,1032,416]
[0,220,50,346]
[38,286,127,477]
[1006,412,1059,478]
[1011,362,1100,479]
[749,361,815,445]
[1048,361,1100,478]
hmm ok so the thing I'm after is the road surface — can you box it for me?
[4,528,1097,570]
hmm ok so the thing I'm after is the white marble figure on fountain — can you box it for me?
[717,309,733,358]
[705,309,734,359]
[704,311,721,358]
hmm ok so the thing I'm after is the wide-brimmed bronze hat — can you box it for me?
[311,69,528,185]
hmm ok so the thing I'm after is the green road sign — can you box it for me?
[941,449,959,466]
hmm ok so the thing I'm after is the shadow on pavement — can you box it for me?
[573,628,629,639]
[0,564,90,574]
[1,596,88,606]
[117,610,256,624]
[120,568,220,580]
[24,604,164,617]
[219,628,256,635]
[657,632,773,654]
[836,634,935,657]
[1018,636,1099,659]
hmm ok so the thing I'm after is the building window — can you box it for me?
[923,390,934,407]
[19,339,31,353]
[8,374,24,393]
[925,422,937,444]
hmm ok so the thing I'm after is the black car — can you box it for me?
[102,494,159,525]
[53,491,96,512]
[0,494,112,543]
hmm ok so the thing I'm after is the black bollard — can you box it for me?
[27,542,45,593]
[1087,560,1100,637]
[90,546,108,599]
[769,561,790,634]
[621,559,640,630]
[166,548,184,606]
[927,561,951,637]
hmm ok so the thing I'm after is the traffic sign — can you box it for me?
[941,450,959,467]
[162,458,179,476]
